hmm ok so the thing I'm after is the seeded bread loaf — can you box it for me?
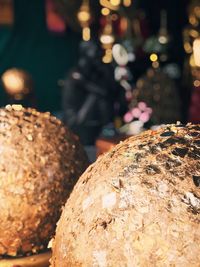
[0,105,88,257]
[51,123,200,266]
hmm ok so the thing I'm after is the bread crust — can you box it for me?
[0,105,88,257]
[52,124,200,266]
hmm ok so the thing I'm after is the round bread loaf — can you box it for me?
[0,105,88,257]
[51,123,200,266]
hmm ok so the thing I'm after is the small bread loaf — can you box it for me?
[51,123,200,266]
[0,105,88,257]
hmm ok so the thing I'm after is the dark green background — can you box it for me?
[0,0,80,111]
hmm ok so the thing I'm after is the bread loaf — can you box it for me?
[0,105,88,257]
[51,123,200,266]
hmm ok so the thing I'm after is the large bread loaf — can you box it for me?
[51,123,200,266]
[0,105,88,257]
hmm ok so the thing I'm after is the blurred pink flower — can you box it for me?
[145,107,153,115]
[124,112,133,123]
[139,112,150,123]
[138,102,147,111]
[131,107,141,118]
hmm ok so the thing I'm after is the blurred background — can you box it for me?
[0,0,199,147]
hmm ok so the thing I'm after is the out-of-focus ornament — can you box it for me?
[112,43,133,98]
[149,53,160,69]
[193,38,200,67]
[144,9,170,63]
[101,7,110,16]
[120,16,136,62]
[183,1,200,123]
[131,68,181,125]
[100,16,115,63]
[110,0,121,6]
[77,0,91,41]
[188,0,200,27]
[100,0,119,11]
[123,0,132,7]
[183,1,200,61]
[112,43,129,65]
[120,101,152,135]
[1,68,32,100]
[158,10,170,45]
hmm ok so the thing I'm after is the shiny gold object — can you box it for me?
[150,53,158,62]
[100,0,119,11]
[194,79,200,86]
[123,0,132,7]
[77,0,91,41]
[102,48,113,63]
[101,7,110,16]
[193,38,200,67]
[1,68,32,100]
[110,0,121,6]
[100,16,115,63]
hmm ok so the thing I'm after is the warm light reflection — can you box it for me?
[100,34,115,45]
[100,19,115,46]
[110,0,121,6]
[184,42,193,54]
[158,35,168,44]
[152,61,159,69]
[77,10,91,22]
[190,29,199,38]
[193,38,200,67]
[123,0,132,7]
[77,0,91,41]
[194,79,200,87]
[2,73,24,94]
[11,104,23,111]
[1,69,31,98]
[83,27,90,41]
[190,54,196,67]
[102,49,113,63]
[150,53,158,62]
[189,15,198,26]
[1,68,34,101]
[100,0,118,10]
[101,7,110,16]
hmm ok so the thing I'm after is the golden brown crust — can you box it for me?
[51,123,200,267]
[0,105,88,257]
